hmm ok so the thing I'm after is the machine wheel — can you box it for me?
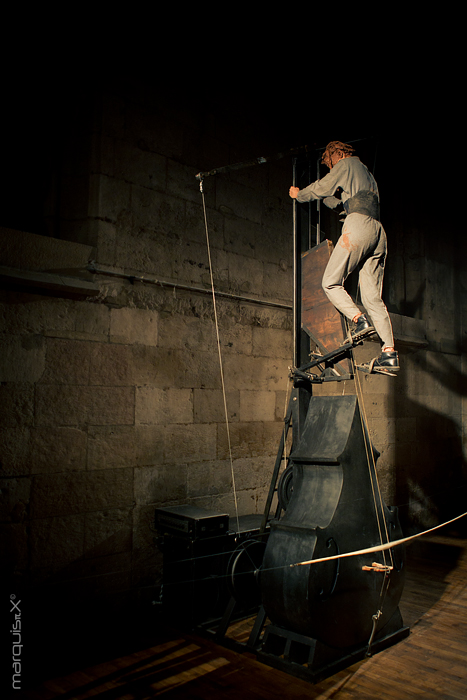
[277,465,294,512]
[227,539,266,609]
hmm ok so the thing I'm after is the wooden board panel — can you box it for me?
[301,240,350,373]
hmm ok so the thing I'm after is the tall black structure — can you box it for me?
[188,144,409,682]
[246,150,409,682]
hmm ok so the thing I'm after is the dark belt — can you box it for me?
[343,190,380,221]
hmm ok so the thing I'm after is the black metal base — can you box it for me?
[257,608,410,684]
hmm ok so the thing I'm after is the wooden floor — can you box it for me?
[20,535,467,700]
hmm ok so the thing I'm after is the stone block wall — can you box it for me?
[1,82,466,628]
[0,84,295,618]
[0,283,292,615]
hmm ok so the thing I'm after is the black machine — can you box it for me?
[251,151,409,680]
[155,147,410,683]
[155,506,267,630]
[257,394,408,681]
[155,505,229,541]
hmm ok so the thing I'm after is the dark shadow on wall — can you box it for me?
[394,350,467,539]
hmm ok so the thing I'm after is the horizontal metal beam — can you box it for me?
[195,144,316,181]
[87,264,292,311]
[0,265,100,298]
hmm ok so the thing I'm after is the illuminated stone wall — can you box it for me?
[0,81,465,629]
[0,83,294,618]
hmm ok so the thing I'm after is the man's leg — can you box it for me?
[358,225,399,371]
[322,234,364,322]
[322,215,398,371]
[358,225,394,349]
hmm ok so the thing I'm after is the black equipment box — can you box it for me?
[155,507,267,629]
[154,505,229,540]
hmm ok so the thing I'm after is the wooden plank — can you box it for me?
[301,240,350,373]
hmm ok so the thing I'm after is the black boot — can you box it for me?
[373,350,400,372]
[351,313,374,339]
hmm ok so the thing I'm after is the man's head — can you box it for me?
[322,141,355,169]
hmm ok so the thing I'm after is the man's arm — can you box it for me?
[289,161,344,202]
[289,189,342,211]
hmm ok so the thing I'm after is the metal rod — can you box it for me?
[86,264,292,311]
[196,156,268,180]
[308,159,313,249]
[292,158,300,367]
[259,392,294,534]
[195,137,373,182]
[195,144,315,181]
[316,155,321,245]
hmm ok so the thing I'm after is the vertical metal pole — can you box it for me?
[316,156,321,245]
[292,157,299,368]
[308,159,312,249]
[292,158,312,442]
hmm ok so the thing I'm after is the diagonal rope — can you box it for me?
[352,344,394,570]
[290,510,467,569]
[346,336,395,625]
[341,314,393,569]
[158,510,467,590]
[199,178,240,533]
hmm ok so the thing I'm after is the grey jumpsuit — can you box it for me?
[296,156,394,349]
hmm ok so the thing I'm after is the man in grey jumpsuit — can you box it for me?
[289,140,399,373]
